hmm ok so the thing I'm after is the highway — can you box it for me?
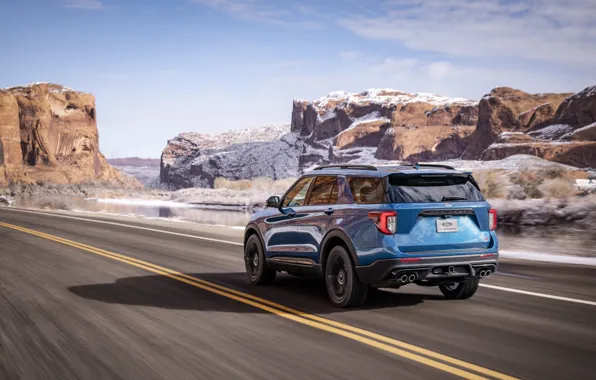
[0,207,595,380]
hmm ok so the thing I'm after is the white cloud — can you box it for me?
[338,0,596,65]
[61,0,103,10]
[278,55,596,103]
[338,50,361,61]
[191,0,321,28]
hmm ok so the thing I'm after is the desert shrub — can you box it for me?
[539,165,574,181]
[539,178,576,199]
[250,177,274,190]
[213,177,253,190]
[507,184,526,200]
[473,170,508,199]
[510,169,544,198]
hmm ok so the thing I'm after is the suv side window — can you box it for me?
[283,176,314,207]
[347,177,385,204]
[307,176,338,205]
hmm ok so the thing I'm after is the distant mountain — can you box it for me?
[159,86,596,189]
[107,157,161,166]
[107,157,161,187]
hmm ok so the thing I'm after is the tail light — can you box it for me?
[368,211,397,235]
[488,208,497,231]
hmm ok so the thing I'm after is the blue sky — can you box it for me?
[1,0,595,158]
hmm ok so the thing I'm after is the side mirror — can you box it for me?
[266,196,280,208]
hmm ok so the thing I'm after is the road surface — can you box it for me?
[0,207,595,380]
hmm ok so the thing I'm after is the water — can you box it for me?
[11,195,596,260]
[14,196,253,227]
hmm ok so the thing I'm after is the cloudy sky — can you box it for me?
[1,0,595,157]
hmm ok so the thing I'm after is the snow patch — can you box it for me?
[338,111,391,136]
[561,122,596,139]
[4,82,77,94]
[318,111,337,122]
[303,88,477,111]
[500,132,526,137]
[528,124,573,140]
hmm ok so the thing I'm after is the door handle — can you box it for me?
[325,208,335,215]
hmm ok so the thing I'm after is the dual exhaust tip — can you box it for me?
[479,269,492,278]
[398,273,417,284]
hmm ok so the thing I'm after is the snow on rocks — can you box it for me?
[528,124,574,140]
[305,88,478,111]
[160,125,301,189]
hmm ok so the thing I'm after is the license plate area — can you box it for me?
[436,218,458,233]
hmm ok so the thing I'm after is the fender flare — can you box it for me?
[319,229,360,267]
[244,223,266,251]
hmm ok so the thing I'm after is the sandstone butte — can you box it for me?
[292,86,596,168]
[0,83,140,188]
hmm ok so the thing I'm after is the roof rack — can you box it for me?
[412,163,456,170]
[313,164,378,171]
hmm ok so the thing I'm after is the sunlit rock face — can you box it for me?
[0,83,140,187]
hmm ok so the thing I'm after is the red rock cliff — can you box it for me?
[0,83,139,187]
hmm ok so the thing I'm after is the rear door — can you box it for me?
[291,175,339,263]
[387,174,493,254]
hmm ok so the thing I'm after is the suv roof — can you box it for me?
[307,163,467,177]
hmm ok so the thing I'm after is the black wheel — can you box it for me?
[244,234,276,285]
[325,245,369,308]
[439,278,479,300]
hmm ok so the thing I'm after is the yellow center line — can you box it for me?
[0,222,518,380]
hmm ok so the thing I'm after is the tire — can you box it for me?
[439,278,479,300]
[244,234,276,285]
[325,245,369,308]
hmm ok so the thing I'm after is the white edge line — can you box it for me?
[479,284,596,307]
[2,207,595,307]
[2,208,244,246]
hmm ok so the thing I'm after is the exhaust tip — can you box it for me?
[399,274,409,283]
[408,274,416,282]
[479,270,486,278]
[484,269,491,277]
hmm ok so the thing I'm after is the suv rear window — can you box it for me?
[387,174,484,203]
[347,177,385,204]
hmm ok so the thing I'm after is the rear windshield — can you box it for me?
[387,174,484,203]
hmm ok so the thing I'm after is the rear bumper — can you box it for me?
[355,254,498,286]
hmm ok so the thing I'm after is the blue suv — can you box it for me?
[243,164,499,308]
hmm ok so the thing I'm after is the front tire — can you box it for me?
[244,234,276,285]
[439,278,479,300]
[325,246,368,308]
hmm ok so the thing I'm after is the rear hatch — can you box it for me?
[386,172,493,254]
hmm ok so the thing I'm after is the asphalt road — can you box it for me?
[0,207,595,380]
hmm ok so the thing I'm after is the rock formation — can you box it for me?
[477,86,596,168]
[160,85,596,189]
[0,83,139,188]
[160,125,300,189]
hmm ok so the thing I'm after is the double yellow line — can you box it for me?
[0,221,517,380]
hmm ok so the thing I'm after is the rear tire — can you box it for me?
[244,234,276,285]
[325,246,369,308]
[439,278,479,300]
